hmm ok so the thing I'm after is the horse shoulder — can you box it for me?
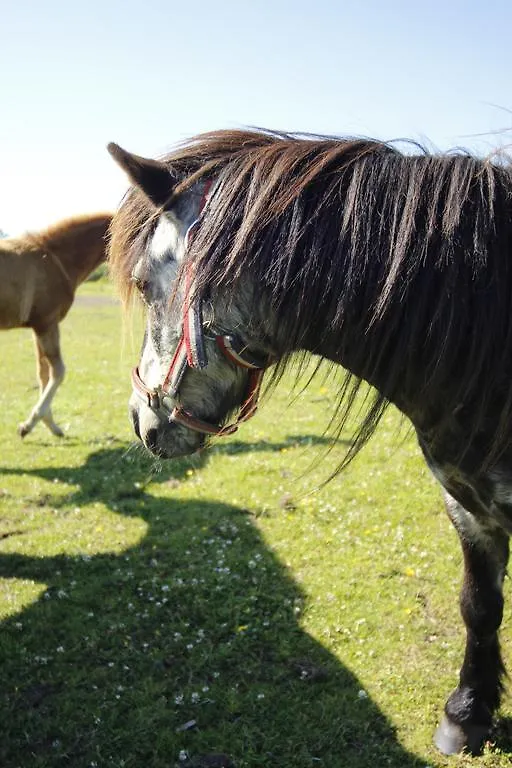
[0,242,40,328]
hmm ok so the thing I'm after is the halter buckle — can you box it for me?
[149,391,161,410]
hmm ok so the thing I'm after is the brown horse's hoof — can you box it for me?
[435,715,489,755]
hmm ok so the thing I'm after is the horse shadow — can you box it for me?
[22,431,338,458]
[0,445,425,767]
[210,433,343,457]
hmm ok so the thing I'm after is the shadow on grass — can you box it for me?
[15,431,337,461]
[0,444,425,768]
[209,434,344,457]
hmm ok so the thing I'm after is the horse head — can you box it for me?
[108,144,272,458]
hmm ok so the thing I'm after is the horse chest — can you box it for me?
[0,263,36,327]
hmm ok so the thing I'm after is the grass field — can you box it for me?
[1,283,512,767]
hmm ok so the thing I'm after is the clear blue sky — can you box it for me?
[1,0,511,234]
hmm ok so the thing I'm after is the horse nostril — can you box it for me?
[145,428,159,452]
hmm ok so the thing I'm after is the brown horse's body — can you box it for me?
[0,213,112,436]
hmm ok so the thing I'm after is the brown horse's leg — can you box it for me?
[36,335,65,436]
[19,326,65,437]
[435,491,508,755]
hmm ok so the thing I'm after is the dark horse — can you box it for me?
[108,129,512,755]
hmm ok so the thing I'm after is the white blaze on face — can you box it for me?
[146,213,186,302]
[150,214,179,258]
[149,213,187,277]
[138,213,187,392]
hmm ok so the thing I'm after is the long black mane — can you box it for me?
[110,130,512,470]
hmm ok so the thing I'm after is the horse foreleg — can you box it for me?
[435,491,509,755]
[31,339,59,434]
[19,326,66,437]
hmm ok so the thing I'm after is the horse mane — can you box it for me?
[2,212,113,264]
[109,129,512,470]
[26,212,113,249]
[108,129,369,301]
[109,191,157,303]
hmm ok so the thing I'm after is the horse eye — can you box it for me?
[130,272,151,304]
[131,274,147,292]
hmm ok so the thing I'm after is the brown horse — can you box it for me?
[0,212,112,437]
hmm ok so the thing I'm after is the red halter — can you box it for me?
[131,336,267,436]
[131,182,271,437]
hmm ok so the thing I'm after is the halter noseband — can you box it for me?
[131,327,268,437]
[131,184,271,438]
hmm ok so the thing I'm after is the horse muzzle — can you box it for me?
[129,393,206,458]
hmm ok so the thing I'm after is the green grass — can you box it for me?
[1,284,512,767]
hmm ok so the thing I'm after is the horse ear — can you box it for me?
[107,143,175,208]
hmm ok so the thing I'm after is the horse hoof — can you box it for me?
[434,715,488,755]
[18,423,29,438]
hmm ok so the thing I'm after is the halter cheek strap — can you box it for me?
[159,264,207,400]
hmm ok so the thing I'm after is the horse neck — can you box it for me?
[41,217,110,287]
[228,278,391,396]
